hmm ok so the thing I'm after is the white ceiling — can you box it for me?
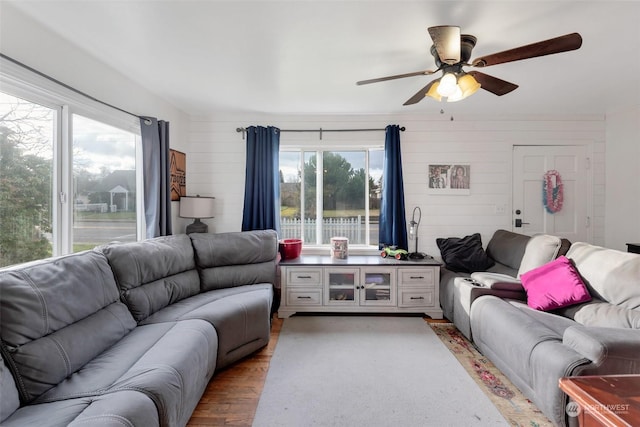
[7,1,640,117]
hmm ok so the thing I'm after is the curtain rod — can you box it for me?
[236,126,405,140]
[0,53,151,123]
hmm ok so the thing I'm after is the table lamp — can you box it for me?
[179,195,215,234]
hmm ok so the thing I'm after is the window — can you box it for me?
[72,114,138,252]
[279,148,383,248]
[0,93,56,266]
[1,63,143,267]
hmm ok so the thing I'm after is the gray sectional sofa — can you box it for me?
[438,230,640,427]
[0,230,278,427]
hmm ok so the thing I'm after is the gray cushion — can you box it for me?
[1,390,159,427]
[102,234,200,322]
[0,355,20,423]
[0,251,136,403]
[36,319,217,427]
[485,229,530,271]
[190,230,278,291]
[560,300,640,329]
[140,284,273,370]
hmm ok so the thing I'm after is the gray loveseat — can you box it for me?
[0,230,278,426]
[439,229,571,329]
[439,230,640,426]
[471,242,640,426]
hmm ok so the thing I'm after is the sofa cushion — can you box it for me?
[140,284,273,370]
[190,230,278,291]
[0,355,20,423]
[559,300,640,329]
[485,229,530,271]
[521,256,591,311]
[102,234,200,322]
[35,319,217,427]
[436,233,495,273]
[517,234,564,277]
[0,390,159,427]
[566,242,640,310]
[0,251,137,403]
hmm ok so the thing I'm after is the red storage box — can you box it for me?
[279,239,302,260]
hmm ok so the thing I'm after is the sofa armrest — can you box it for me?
[563,325,640,371]
[470,272,524,292]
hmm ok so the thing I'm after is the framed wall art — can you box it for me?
[427,164,470,195]
[170,149,186,201]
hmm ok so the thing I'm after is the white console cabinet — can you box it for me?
[278,255,442,319]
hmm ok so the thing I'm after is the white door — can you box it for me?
[512,145,590,243]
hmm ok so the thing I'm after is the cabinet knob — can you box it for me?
[410,296,425,300]
[297,275,312,279]
[410,276,424,279]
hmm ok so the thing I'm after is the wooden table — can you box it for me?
[559,375,640,427]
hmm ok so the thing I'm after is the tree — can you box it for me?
[302,152,372,215]
[0,127,52,266]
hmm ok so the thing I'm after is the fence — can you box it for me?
[280,216,372,244]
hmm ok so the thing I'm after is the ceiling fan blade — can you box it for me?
[467,71,518,96]
[403,80,438,105]
[428,26,461,65]
[471,32,582,67]
[356,70,436,85]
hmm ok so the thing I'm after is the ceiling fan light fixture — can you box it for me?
[447,85,464,102]
[458,73,481,99]
[425,81,442,101]
[436,73,457,97]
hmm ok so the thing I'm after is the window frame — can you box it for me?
[279,141,383,256]
[1,57,145,259]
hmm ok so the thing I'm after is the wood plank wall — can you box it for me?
[184,113,605,253]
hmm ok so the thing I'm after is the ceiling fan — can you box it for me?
[356,26,583,104]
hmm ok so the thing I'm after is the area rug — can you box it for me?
[252,316,509,426]
[429,322,553,427]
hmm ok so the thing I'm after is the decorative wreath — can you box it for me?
[543,170,563,214]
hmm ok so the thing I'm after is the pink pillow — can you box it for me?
[520,256,591,311]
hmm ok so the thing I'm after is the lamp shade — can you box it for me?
[179,196,215,219]
[448,73,481,102]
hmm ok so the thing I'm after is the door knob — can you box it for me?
[515,218,530,228]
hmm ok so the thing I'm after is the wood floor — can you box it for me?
[187,315,447,426]
[186,316,283,426]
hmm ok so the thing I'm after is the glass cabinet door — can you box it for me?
[325,269,359,305]
[362,268,396,306]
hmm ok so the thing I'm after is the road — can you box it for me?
[73,220,136,245]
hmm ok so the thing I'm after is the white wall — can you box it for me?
[187,112,606,256]
[605,106,640,251]
[1,3,189,228]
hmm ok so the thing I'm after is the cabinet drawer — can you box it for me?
[398,289,434,307]
[287,289,322,306]
[287,268,322,286]
[398,269,435,287]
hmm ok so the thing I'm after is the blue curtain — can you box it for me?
[242,126,281,232]
[379,124,407,250]
[140,117,172,238]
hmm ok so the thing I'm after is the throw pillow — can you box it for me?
[436,233,495,273]
[520,255,591,311]
[517,233,563,277]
